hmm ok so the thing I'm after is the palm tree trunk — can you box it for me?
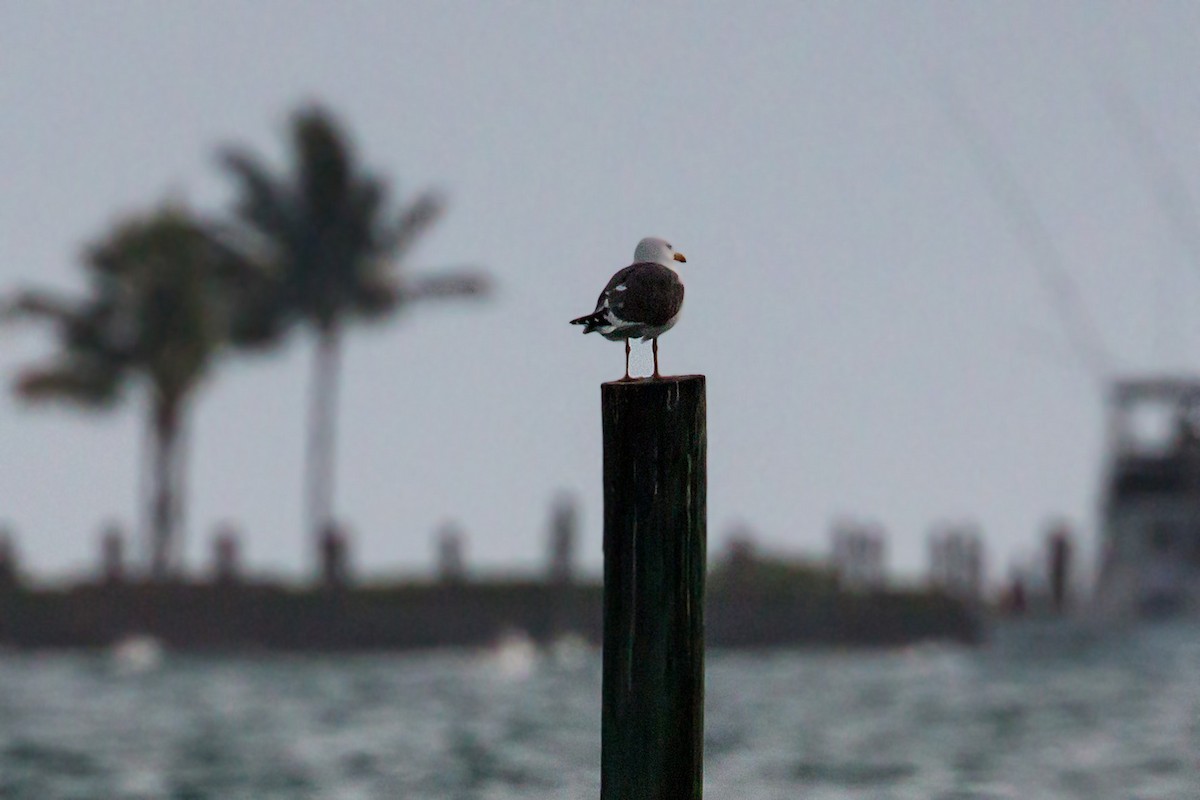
[169,414,190,572]
[306,325,343,573]
[139,407,154,575]
[149,399,180,581]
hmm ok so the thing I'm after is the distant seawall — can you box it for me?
[0,580,979,650]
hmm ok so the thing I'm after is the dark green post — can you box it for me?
[601,375,706,800]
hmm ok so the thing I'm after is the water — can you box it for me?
[1,624,1198,799]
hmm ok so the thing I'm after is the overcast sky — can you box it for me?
[3,2,1200,583]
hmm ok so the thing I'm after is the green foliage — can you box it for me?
[4,205,265,576]
[5,207,247,412]
[217,104,491,552]
[3,104,491,574]
[219,104,488,339]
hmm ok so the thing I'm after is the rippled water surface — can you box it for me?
[1,624,1198,799]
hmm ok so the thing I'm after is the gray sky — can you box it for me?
[3,2,1200,582]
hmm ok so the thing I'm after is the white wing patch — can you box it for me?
[600,306,637,335]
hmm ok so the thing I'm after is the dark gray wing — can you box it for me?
[593,262,684,326]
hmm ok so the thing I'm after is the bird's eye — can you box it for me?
[666,243,673,249]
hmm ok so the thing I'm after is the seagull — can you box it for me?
[570,237,686,380]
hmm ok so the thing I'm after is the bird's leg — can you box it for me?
[623,338,631,381]
[652,338,660,378]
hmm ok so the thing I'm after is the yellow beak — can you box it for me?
[673,251,687,263]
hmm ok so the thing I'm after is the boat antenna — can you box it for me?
[1100,79,1200,368]
[1100,80,1200,274]
[929,76,1115,389]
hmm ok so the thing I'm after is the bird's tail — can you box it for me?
[570,311,607,333]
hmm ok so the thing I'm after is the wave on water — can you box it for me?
[0,626,1197,798]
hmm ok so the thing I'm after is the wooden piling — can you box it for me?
[601,375,706,800]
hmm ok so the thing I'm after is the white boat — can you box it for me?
[1092,377,1200,621]
[479,628,539,680]
[109,634,164,674]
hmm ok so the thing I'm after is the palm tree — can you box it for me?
[4,207,245,579]
[218,105,488,569]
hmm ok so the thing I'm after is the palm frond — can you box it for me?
[1,291,84,325]
[214,104,489,334]
[218,150,294,241]
[293,106,352,224]
[351,278,399,320]
[346,177,387,252]
[380,192,443,261]
[15,360,122,407]
[226,273,294,348]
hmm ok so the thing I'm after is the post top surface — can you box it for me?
[601,374,706,389]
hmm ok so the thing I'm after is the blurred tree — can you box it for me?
[4,208,248,579]
[218,105,488,572]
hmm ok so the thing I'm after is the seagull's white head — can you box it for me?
[633,236,687,268]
